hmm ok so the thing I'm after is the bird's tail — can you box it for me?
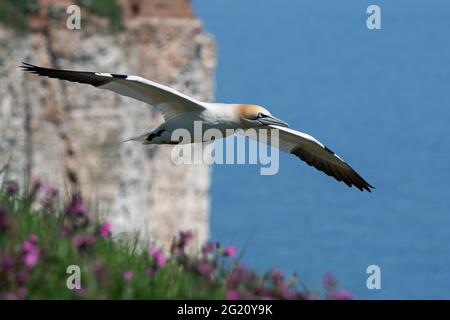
[122,131,152,144]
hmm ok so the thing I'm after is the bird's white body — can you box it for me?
[135,103,247,144]
[21,63,374,192]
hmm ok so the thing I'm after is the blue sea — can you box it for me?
[192,0,450,299]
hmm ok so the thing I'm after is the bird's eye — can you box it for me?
[257,113,266,119]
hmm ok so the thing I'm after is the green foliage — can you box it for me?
[0,0,123,31]
[0,191,225,299]
[0,181,349,300]
[77,0,123,31]
[0,0,38,31]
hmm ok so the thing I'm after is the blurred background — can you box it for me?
[0,0,449,299]
[193,0,450,299]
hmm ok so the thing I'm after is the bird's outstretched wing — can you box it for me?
[261,125,374,192]
[20,62,205,121]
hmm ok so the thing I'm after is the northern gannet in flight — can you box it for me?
[20,63,374,192]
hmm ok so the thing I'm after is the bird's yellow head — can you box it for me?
[236,104,289,128]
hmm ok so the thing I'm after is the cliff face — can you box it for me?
[0,0,215,248]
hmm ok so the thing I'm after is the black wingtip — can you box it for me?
[20,62,32,68]
[20,62,38,73]
[361,183,375,193]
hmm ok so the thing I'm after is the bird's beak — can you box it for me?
[258,115,289,128]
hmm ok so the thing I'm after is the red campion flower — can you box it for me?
[148,246,166,269]
[5,181,19,197]
[123,270,134,281]
[72,234,96,250]
[223,245,237,258]
[99,222,112,238]
[21,235,40,268]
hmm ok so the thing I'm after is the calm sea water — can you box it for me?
[192,0,450,299]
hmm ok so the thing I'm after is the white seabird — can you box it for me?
[20,63,374,192]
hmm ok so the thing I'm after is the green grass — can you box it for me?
[0,189,225,299]
[0,180,350,300]
[0,0,38,31]
[77,0,123,30]
[0,0,122,31]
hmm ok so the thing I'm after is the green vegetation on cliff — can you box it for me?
[0,0,38,30]
[77,0,122,30]
[0,179,350,299]
[0,0,122,31]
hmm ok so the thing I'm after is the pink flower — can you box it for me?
[323,272,337,289]
[201,242,215,255]
[227,265,253,289]
[93,261,104,274]
[59,224,72,236]
[0,253,15,272]
[16,270,29,286]
[5,181,19,197]
[72,234,96,250]
[65,193,90,227]
[155,255,166,268]
[21,235,40,268]
[271,268,284,280]
[179,231,193,247]
[43,184,58,199]
[28,234,38,243]
[226,290,240,300]
[42,185,59,212]
[224,245,237,258]
[148,246,159,256]
[66,193,86,216]
[23,251,39,267]
[16,287,28,299]
[280,286,296,299]
[198,260,214,277]
[148,246,166,269]
[3,292,19,300]
[99,222,112,238]
[123,270,134,281]
[332,290,352,300]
